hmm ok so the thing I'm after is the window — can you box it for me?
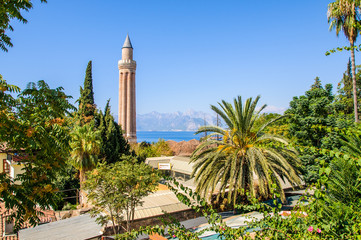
[4,218,14,235]
[3,159,10,174]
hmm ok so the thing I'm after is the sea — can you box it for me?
[137,131,201,143]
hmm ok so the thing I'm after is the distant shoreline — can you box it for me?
[137,130,197,132]
[136,131,201,143]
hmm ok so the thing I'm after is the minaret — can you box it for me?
[118,34,137,143]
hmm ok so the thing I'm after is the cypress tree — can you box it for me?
[99,100,131,164]
[78,60,96,124]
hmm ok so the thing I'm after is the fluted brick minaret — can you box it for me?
[118,34,137,143]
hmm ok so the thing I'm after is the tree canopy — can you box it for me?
[98,100,131,164]
[0,0,47,52]
[0,79,74,230]
[191,96,302,204]
[77,61,96,125]
[84,156,160,233]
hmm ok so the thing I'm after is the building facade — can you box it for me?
[118,34,137,143]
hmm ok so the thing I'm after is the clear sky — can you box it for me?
[0,0,353,115]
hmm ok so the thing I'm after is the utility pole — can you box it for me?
[216,114,221,141]
[204,116,208,138]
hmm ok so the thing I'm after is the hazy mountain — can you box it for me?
[136,110,217,131]
[114,106,286,131]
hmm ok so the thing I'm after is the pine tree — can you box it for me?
[78,61,96,124]
[338,59,353,99]
[336,59,361,115]
[311,76,322,89]
[99,100,131,164]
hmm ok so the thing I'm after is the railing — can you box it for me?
[56,188,79,205]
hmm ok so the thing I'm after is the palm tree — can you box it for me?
[70,124,101,204]
[191,96,302,204]
[328,0,361,122]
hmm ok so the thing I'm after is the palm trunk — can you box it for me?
[79,169,87,206]
[351,42,359,123]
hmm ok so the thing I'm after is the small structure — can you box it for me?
[18,214,102,240]
[0,144,25,182]
[145,156,195,183]
[0,202,56,240]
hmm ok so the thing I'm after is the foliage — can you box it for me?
[153,139,174,156]
[116,177,250,240]
[98,99,131,164]
[328,0,361,122]
[62,202,77,210]
[335,59,361,115]
[133,139,174,162]
[246,129,361,239]
[69,123,101,185]
[52,164,80,210]
[0,79,74,231]
[286,77,353,183]
[116,149,361,240]
[77,61,96,125]
[287,77,335,147]
[83,156,160,234]
[0,0,47,52]
[191,96,302,205]
[253,113,289,137]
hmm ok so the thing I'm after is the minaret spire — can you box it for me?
[122,34,133,49]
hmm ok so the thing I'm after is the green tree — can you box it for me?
[153,139,174,156]
[84,156,159,233]
[0,0,47,52]
[52,164,80,210]
[336,59,361,115]
[77,61,96,125]
[191,96,302,205]
[287,77,334,147]
[0,79,74,230]
[328,0,361,122]
[286,77,352,183]
[98,100,131,164]
[69,123,101,205]
[133,139,173,162]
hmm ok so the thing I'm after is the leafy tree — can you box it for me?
[84,156,160,234]
[328,0,361,122]
[253,113,289,137]
[133,139,174,162]
[191,96,302,205]
[153,139,174,156]
[133,141,156,162]
[98,100,131,164]
[286,77,353,183]
[287,77,334,147]
[0,0,47,52]
[69,123,101,205]
[77,61,96,125]
[0,79,74,230]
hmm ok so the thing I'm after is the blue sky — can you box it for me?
[0,0,352,115]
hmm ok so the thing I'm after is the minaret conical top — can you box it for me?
[122,34,133,48]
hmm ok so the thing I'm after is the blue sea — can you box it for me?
[137,131,201,143]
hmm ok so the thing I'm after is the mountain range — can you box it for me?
[136,110,217,131]
[114,105,286,131]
